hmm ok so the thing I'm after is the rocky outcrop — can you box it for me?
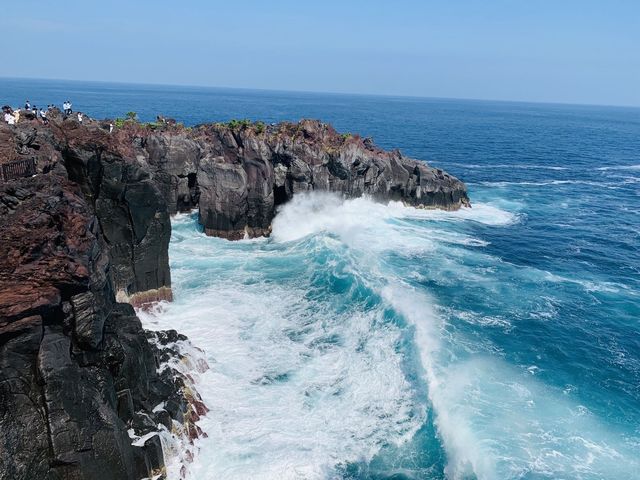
[1,117,172,305]
[57,120,172,306]
[136,119,469,239]
[2,115,469,244]
[0,130,202,480]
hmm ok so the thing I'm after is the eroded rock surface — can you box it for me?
[138,119,470,239]
[0,136,201,480]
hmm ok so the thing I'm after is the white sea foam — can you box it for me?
[596,164,640,171]
[541,271,637,295]
[437,162,568,170]
[270,194,640,479]
[374,283,638,480]
[427,357,640,479]
[140,193,638,479]
[271,193,518,245]
[140,210,425,478]
[474,179,620,189]
[380,284,496,479]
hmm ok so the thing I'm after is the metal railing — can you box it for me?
[0,158,36,182]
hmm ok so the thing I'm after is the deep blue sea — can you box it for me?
[3,78,640,479]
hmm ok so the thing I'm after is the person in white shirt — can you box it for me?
[4,112,16,125]
[77,112,83,123]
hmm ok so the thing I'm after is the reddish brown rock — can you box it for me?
[0,137,199,480]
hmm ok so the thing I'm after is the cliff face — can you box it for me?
[0,169,204,480]
[0,116,172,305]
[0,118,204,480]
[56,120,173,305]
[136,119,470,239]
[3,115,470,245]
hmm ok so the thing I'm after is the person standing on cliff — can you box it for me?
[77,112,83,123]
[25,100,31,110]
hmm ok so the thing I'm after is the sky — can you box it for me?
[2,0,639,107]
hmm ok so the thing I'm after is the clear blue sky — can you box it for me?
[2,0,639,106]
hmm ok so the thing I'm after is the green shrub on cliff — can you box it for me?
[227,119,252,129]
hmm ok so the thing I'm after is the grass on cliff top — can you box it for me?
[212,119,266,134]
[113,112,186,130]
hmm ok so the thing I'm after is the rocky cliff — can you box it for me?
[137,119,470,239]
[0,168,205,480]
[0,115,204,480]
[0,111,469,480]
[3,114,470,245]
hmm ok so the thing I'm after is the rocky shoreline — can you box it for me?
[0,110,469,479]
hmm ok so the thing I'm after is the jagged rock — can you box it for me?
[0,172,198,480]
[1,116,467,283]
[71,291,106,349]
[136,118,470,239]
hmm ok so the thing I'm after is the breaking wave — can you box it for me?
[140,193,640,480]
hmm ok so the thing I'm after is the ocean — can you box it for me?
[3,78,639,479]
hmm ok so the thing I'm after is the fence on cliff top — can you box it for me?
[0,158,36,182]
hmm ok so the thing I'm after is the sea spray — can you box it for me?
[139,205,427,479]
[140,193,640,479]
[131,326,211,479]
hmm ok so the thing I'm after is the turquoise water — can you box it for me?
[4,79,640,479]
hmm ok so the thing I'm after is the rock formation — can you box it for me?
[0,167,205,480]
[137,119,470,239]
[0,115,203,480]
[0,111,469,480]
[3,113,470,245]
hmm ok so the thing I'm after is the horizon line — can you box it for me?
[1,75,639,111]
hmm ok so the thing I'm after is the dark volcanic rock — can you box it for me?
[2,116,469,245]
[124,118,470,240]
[58,123,173,305]
[0,168,202,480]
